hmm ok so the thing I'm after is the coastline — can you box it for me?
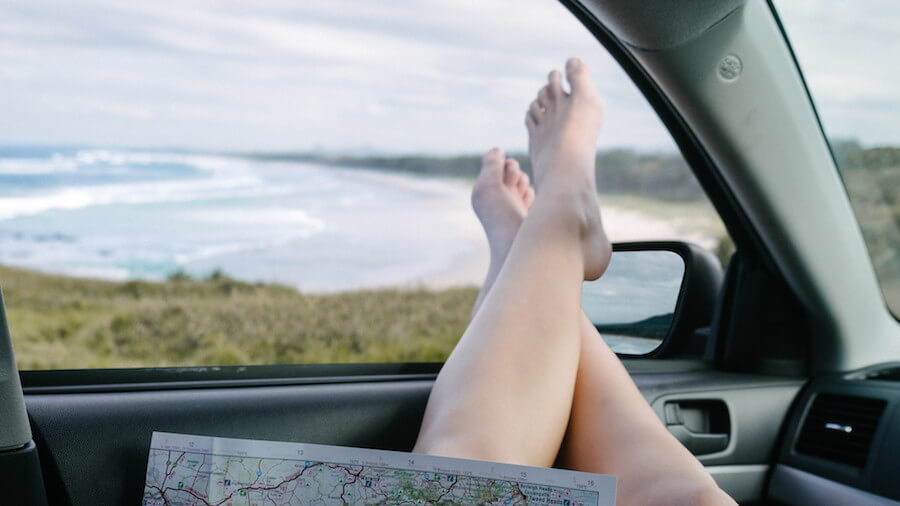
[0,149,726,293]
[0,197,721,294]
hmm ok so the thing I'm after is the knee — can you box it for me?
[658,480,735,506]
[692,483,736,506]
[626,476,734,506]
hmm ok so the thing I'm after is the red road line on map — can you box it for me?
[190,454,206,492]
[425,477,457,504]
[155,460,507,506]
[158,451,184,499]
[166,462,327,506]
[337,465,363,502]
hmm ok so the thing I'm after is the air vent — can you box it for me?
[795,393,886,467]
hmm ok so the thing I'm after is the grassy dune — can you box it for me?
[842,166,900,311]
[2,265,477,370]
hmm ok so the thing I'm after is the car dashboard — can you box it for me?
[770,364,900,504]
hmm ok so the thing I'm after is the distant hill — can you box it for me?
[594,312,674,340]
[830,140,900,312]
[831,140,900,170]
[244,142,900,209]
[244,149,707,203]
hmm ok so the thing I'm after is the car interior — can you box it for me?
[2,0,900,504]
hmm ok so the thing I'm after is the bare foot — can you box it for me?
[470,147,535,318]
[525,58,611,280]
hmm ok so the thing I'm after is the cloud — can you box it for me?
[774,0,900,146]
[3,1,892,153]
[0,0,674,153]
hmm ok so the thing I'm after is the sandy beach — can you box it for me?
[0,148,724,294]
[417,192,720,290]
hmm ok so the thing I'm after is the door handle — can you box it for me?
[664,400,730,455]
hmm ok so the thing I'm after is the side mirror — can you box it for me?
[582,241,724,357]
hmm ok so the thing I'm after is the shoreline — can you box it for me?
[0,194,719,295]
[0,156,724,293]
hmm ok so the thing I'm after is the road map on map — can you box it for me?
[143,431,616,505]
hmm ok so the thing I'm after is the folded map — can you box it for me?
[142,431,616,505]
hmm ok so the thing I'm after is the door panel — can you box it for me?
[24,366,802,504]
[26,381,431,505]
[637,372,803,503]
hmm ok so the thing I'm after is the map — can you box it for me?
[143,432,616,505]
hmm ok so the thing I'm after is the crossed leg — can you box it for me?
[413,59,732,505]
[413,57,611,467]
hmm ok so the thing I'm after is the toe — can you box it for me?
[503,159,519,186]
[547,70,564,98]
[538,86,552,110]
[523,186,535,209]
[480,147,505,179]
[528,99,543,123]
[516,171,530,194]
[525,112,537,132]
[565,57,593,95]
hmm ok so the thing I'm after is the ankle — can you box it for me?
[533,182,597,235]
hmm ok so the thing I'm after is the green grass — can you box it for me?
[841,166,900,313]
[1,265,477,370]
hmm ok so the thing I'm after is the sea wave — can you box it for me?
[69,149,246,174]
[0,148,285,220]
[172,234,316,266]
[0,150,483,289]
[0,148,249,176]
[190,207,327,232]
[0,154,78,175]
[0,175,294,221]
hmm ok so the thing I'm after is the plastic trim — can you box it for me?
[707,465,768,504]
[21,363,442,394]
[607,241,723,359]
[769,464,900,506]
[558,0,772,272]
[0,289,32,450]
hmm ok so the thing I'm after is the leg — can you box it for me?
[420,58,734,504]
[557,316,733,504]
[468,149,533,322]
[466,174,730,503]
[414,58,611,467]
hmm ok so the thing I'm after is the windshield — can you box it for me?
[774,0,900,318]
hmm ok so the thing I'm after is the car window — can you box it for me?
[0,0,730,369]
[774,0,900,319]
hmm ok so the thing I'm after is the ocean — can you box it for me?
[0,146,707,355]
[0,147,485,292]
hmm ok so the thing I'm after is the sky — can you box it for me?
[582,250,684,325]
[0,0,671,154]
[0,0,897,154]
[774,0,900,147]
